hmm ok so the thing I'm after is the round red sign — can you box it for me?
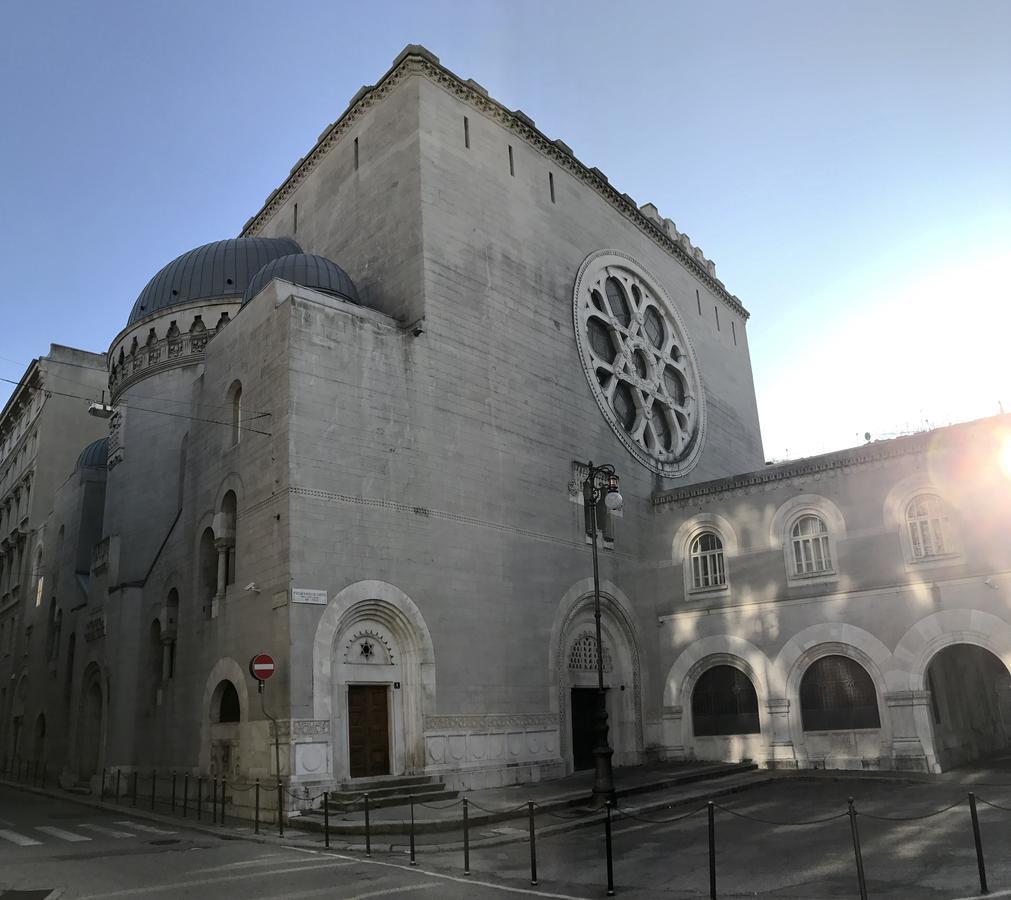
[249,653,276,681]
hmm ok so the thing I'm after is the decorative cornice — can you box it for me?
[240,47,748,319]
[652,415,1011,506]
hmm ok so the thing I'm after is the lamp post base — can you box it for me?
[590,694,616,808]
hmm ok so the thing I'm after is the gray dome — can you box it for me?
[76,437,109,470]
[128,237,302,325]
[242,253,360,306]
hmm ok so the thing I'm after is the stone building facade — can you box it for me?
[2,46,1009,808]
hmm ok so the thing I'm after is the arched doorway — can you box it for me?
[33,713,46,763]
[927,644,1011,768]
[209,679,241,779]
[78,669,104,781]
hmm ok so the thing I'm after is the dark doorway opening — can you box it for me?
[571,687,603,771]
[348,685,390,778]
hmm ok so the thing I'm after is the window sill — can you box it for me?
[905,553,962,572]
[688,585,730,600]
[787,571,837,588]
[802,727,881,735]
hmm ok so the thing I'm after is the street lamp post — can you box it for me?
[581,461,623,807]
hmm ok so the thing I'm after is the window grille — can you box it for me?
[906,494,949,559]
[791,515,832,575]
[690,532,726,589]
[800,655,881,731]
[568,632,613,672]
[692,665,760,736]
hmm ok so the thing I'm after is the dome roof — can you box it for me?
[76,437,109,471]
[128,237,302,325]
[242,253,360,307]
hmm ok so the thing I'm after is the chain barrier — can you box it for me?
[858,797,965,821]
[466,799,531,816]
[531,802,600,821]
[416,797,464,810]
[713,803,850,826]
[976,795,1011,813]
[613,804,708,826]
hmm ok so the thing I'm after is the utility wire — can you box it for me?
[0,377,272,437]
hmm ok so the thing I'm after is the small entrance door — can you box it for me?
[348,685,390,778]
[571,688,600,771]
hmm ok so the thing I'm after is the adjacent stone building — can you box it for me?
[2,46,1009,811]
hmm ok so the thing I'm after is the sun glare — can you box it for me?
[1001,435,1011,480]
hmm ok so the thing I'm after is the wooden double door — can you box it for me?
[348,684,391,778]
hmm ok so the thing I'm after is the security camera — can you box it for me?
[984,577,996,589]
[244,582,261,593]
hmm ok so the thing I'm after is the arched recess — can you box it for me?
[672,513,739,598]
[8,673,27,763]
[775,626,893,768]
[549,578,645,773]
[312,581,436,782]
[199,659,249,778]
[76,663,108,783]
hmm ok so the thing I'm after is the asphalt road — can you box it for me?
[6,778,1011,899]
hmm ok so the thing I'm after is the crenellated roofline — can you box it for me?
[239,44,749,320]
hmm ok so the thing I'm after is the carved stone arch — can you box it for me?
[883,473,964,565]
[72,661,110,785]
[769,494,847,549]
[664,635,771,707]
[312,581,436,781]
[672,513,740,560]
[214,473,245,515]
[549,578,644,772]
[199,657,249,775]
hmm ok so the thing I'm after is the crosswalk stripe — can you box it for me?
[113,820,177,835]
[78,824,136,838]
[35,825,92,842]
[0,828,42,846]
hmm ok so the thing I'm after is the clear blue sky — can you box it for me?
[2,0,1008,458]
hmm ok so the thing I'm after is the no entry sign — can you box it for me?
[249,653,276,682]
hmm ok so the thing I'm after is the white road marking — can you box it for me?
[950,890,1011,900]
[113,820,177,834]
[78,823,136,838]
[0,828,42,846]
[345,886,434,900]
[325,851,594,900]
[35,826,91,842]
[76,861,359,897]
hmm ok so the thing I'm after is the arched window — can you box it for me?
[800,655,881,731]
[149,619,162,701]
[217,682,241,723]
[690,532,726,589]
[227,381,242,446]
[221,491,237,585]
[906,494,949,559]
[198,528,217,618]
[64,633,76,703]
[692,665,760,736]
[165,589,178,679]
[791,515,832,575]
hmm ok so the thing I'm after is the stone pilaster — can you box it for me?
[885,691,933,772]
[765,698,797,768]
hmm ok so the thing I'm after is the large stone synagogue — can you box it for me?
[2,46,1010,813]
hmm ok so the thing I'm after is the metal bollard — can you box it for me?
[197,777,203,821]
[33,759,39,786]
[277,781,284,837]
[969,792,988,895]
[409,795,417,866]
[171,771,177,813]
[151,770,157,810]
[528,801,538,886]
[604,801,615,897]
[847,797,868,900]
[221,778,227,826]
[323,792,330,849]
[364,793,372,857]
[254,779,260,834]
[708,801,717,900]
[212,778,218,824]
[115,769,122,803]
[41,762,47,790]
[132,771,138,808]
[182,773,189,818]
[101,768,107,800]
[463,798,471,876]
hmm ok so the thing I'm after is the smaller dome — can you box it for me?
[242,254,360,307]
[76,437,109,471]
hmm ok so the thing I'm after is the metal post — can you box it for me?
[182,773,189,818]
[171,771,177,813]
[969,792,989,895]
[41,762,47,789]
[212,778,218,824]
[33,759,39,785]
[101,768,107,801]
[254,779,260,835]
[277,781,284,837]
[115,769,122,803]
[847,797,868,900]
[323,792,330,849]
[364,793,372,858]
[708,801,717,900]
[604,800,615,897]
[132,771,138,807]
[197,777,203,821]
[151,770,157,810]
[409,795,417,866]
[221,778,227,826]
[528,801,538,886]
[463,798,471,876]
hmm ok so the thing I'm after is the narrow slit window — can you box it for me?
[508,145,515,176]
[293,202,298,234]
[696,289,702,315]
[463,116,470,148]
[714,305,720,331]
[549,171,555,203]
[731,320,737,345]
[354,137,359,171]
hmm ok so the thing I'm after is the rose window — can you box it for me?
[573,251,706,476]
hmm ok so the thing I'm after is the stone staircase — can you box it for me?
[316,774,458,814]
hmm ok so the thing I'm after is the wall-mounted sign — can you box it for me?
[249,653,276,681]
[292,588,328,605]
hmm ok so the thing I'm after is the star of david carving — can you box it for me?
[360,640,374,660]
